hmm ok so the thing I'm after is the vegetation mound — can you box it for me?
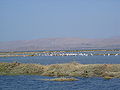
[0,62,120,78]
[42,77,78,81]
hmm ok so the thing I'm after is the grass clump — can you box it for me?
[0,62,45,75]
[42,77,79,81]
[103,76,113,80]
[1,62,120,78]
[10,64,45,75]
[42,62,82,77]
[0,62,20,75]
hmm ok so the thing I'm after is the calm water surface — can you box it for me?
[0,55,120,64]
[0,75,120,90]
[0,54,120,90]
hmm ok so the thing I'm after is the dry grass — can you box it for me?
[103,76,113,80]
[10,64,45,75]
[42,77,79,81]
[0,62,45,75]
[1,62,120,78]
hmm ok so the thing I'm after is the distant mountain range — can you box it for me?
[0,37,120,51]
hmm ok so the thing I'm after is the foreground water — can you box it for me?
[0,52,120,90]
[0,75,120,90]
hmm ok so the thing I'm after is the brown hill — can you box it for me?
[0,37,120,51]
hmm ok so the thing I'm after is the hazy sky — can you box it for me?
[0,0,120,41]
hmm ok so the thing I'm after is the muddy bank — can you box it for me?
[0,62,120,78]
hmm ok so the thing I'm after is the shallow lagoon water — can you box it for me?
[0,55,120,64]
[0,75,120,90]
[0,54,120,90]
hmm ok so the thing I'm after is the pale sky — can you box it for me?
[0,0,120,41]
